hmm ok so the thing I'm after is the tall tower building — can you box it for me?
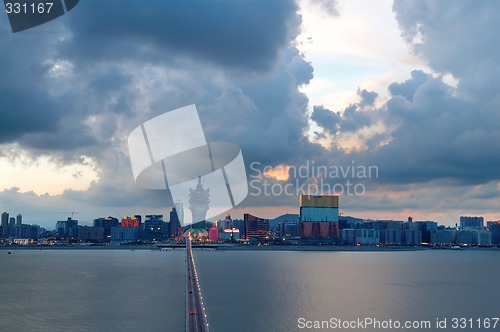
[1,212,8,238]
[1,212,8,228]
[169,207,181,238]
[243,213,269,240]
[299,195,340,239]
[174,201,184,226]
[188,176,210,223]
[16,214,22,225]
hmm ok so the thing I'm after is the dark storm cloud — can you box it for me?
[61,0,300,71]
[311,105,340,134]
[393,0,500,103]
[0,87,59,142]
[0,0,322,221]
[393,0,500,78]
[311,88,378,135]
[358,88,378,107]
[388,70,432,102]
[309,1,500,189]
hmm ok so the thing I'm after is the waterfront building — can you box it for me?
[244,213,269,240]
[416,221,438,243]
[222,215,233,230]
[341,229,357,245]
[430,228,456,245]
[299,195,339,240]
[93,217,119,239]
[1,212,8,228]
[403,229,422,245]
[78,226,105,242]
[1,212,8,238]
[477,230,492,246]
[219,228,240,241]
[456,230,477,245]
[381,229,403,245]
[141,215,168,242]
[300,221,339,239]
[488,222,500,245]
[55,217,79,240]
[111,226,139,243]
[121,215,141,228]
[169,207,181,238]
[355,229,380,245]
[208,225,218,241]
[460,216,484,230]
[280,221,300,238]
[299,195,339,222]
[233,219,245,235]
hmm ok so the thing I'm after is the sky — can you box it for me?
[0,0,499,228]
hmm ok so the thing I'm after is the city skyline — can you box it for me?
[1,1,500,227]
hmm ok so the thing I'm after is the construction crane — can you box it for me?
[59,212,78,219]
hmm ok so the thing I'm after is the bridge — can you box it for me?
[157,243,220,249]
[185,236,210,332]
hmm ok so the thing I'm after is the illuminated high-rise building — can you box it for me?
[209,224,219,241]
[299,195,339,239]
[169,206,181,238]
[93,216,119,239]
[189,176,210,223]
[244,213,269,240]
[299,195,339,222]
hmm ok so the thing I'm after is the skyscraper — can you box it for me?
[93,216,119,239]
[1,212,8,238]
[169,207,181,238]
[299,195,339,240]
[243,213,269,240]
[460,216,484,230]
[142,215,167,241]
[16,214,22,225]
[174,201,184,226]
[1,212,8,229]
[189,176,210,223]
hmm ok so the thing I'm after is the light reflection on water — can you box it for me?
[1,249,499,332]
[194,250,500,332]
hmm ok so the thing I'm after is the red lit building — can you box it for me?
[121,215,141,228]
[209,225,219,241]
[244,213,269,240]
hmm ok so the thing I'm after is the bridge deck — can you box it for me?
[186,237,210,332]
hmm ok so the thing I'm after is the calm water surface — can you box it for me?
[1,249,499,332]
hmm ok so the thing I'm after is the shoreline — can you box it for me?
[1,244,499,252]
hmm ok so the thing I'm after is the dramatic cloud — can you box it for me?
[311,88,379,136]
[63,0,300,71]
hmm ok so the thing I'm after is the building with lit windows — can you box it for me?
[299,195,339,240]
[460,216,484,230]
[243,213,269,240]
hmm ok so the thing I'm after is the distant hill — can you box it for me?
[340,216,370,223]
[270,214,299,229]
